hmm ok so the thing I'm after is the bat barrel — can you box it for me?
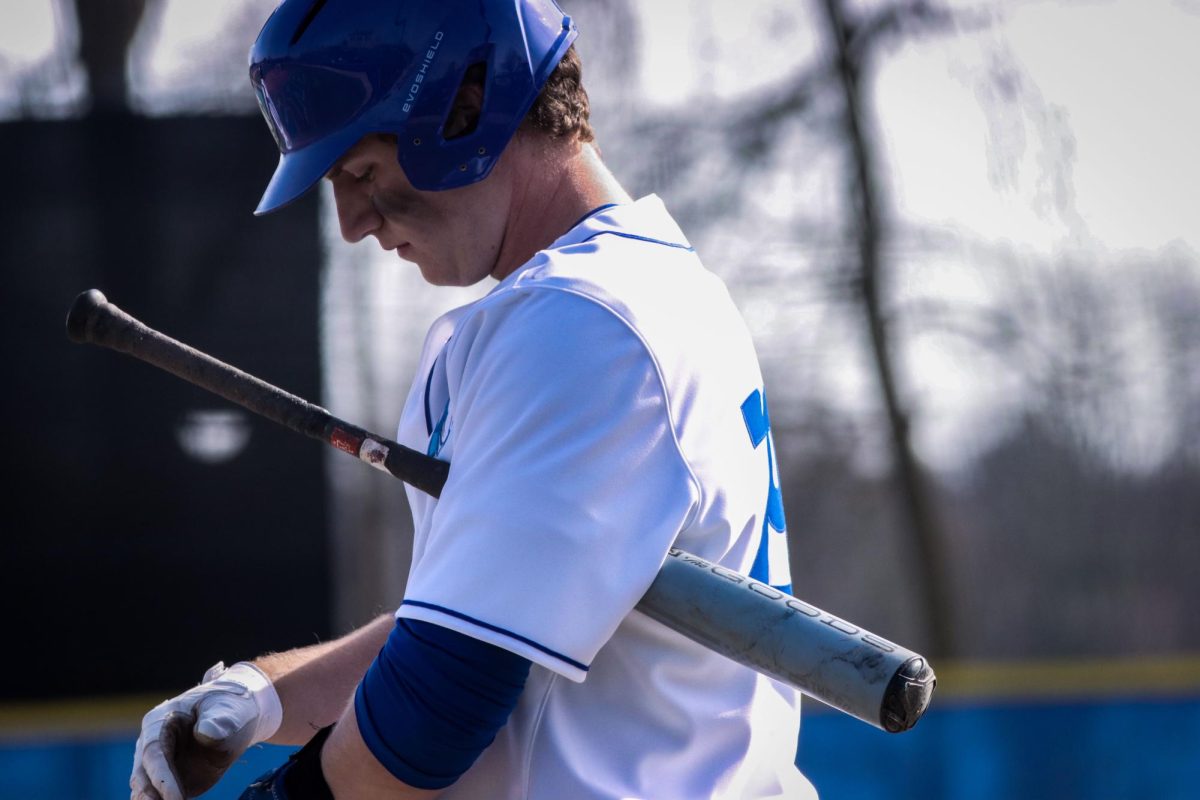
[880,654,936,733]
[637,549,936,732]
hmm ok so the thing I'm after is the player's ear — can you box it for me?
[443,63,486,140]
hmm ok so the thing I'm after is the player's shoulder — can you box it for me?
[515,194,713,312]
[442,271,650,397]
[445,195,759,383]
[499,196,747,340]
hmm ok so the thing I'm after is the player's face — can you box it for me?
[325,135,512,286]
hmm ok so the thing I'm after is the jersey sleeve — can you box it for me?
[396,287,701,681]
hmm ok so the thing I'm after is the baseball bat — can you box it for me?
[67,288,935,733]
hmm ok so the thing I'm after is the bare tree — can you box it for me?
[815,0,965,658]
[72,0,147,114]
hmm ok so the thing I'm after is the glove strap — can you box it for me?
[219,661,285,744]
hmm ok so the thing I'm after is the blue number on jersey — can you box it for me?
[741,389,792,594]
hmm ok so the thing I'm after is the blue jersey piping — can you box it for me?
[401,599,590,673]
[423,359,436,435]
[579,230,695,251]
[568,202,620,231]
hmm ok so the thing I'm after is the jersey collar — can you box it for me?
[490,194,693,294]
[549,194,692,252]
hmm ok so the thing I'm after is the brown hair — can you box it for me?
[521,45,594,143]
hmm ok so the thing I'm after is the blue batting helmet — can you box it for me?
[249,0,577,215]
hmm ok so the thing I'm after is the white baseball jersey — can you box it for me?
[393,195,816,799]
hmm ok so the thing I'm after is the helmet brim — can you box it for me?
[254,126,365,215]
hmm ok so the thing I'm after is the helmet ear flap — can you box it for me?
[442,62,488,142]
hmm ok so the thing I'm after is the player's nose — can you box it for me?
[331,183,381,244]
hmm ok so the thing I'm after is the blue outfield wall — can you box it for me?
[798,695,1200,800]
[0,737,294,800]
[2,695,1199,799]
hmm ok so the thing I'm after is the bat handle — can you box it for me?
[67,289,451,498]
[67,289,123,345]
[319,417,450,498]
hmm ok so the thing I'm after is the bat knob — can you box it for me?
[880,656,936,733]
[67,289,108,344]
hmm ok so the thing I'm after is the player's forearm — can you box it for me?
[323,702,439,799]
[254,612,395,745]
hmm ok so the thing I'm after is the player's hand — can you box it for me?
[130,661,283,800]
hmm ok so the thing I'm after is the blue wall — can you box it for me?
[0,737,292,800]
[2,696,1198,799]
[798,696,1200,799]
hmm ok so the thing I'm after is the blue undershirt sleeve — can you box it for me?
[353,618,532,790]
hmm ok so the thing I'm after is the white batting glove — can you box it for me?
[130,661,283,800]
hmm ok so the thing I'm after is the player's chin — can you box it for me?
[397,245,438,279]
[413,256,484,288]
[413,261,458,287]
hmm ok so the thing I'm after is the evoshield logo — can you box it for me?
[402,31,444,113]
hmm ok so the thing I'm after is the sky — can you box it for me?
[0,1,58,62]
[881,0,1200,253]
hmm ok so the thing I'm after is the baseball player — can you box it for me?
[129,1,816,798]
